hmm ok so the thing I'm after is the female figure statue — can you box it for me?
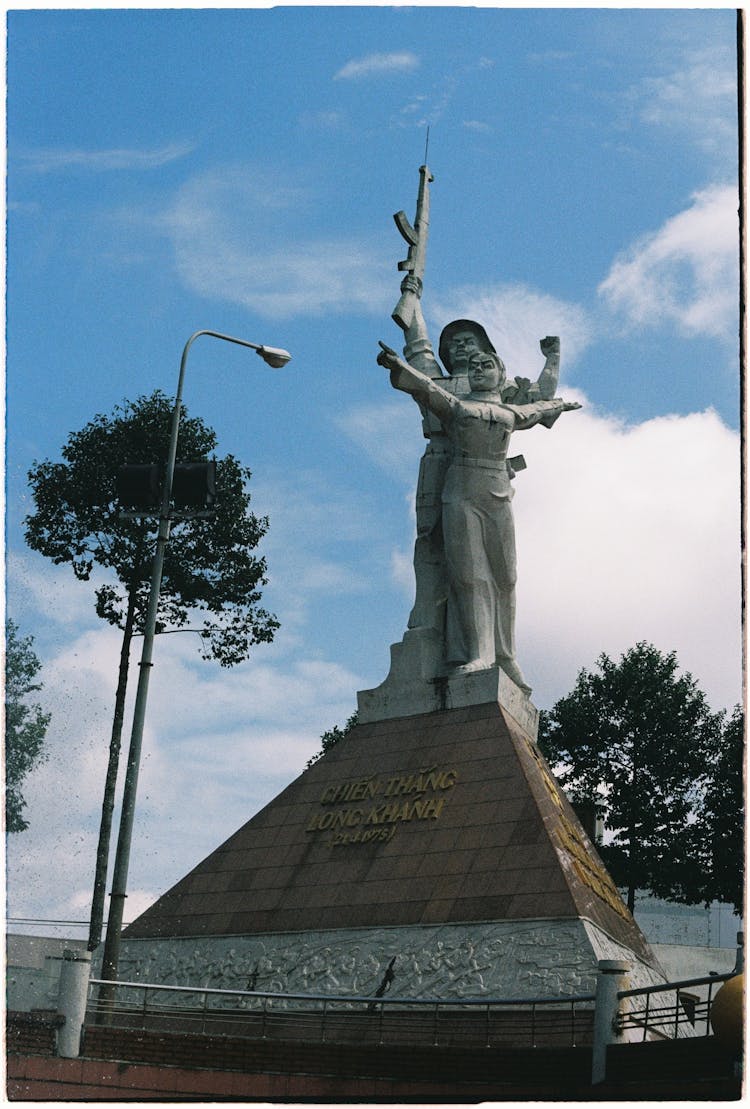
[377,341,580,694]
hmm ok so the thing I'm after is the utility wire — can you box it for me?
[8,917,134,927]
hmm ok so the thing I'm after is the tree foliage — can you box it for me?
[5,620,51,832]
[25,390,279,947]
[25,390,278,662]
[538,642,740,912]
[307,711,359,767]
[675,703,744,914]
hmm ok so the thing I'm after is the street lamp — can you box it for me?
[98,330,291,985]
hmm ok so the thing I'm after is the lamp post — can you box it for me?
[98,330,291,986]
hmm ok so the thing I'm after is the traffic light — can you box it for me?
[172,461,216,509]
[117,464,161,509]
[116,461,216,513]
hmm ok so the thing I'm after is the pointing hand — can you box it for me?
[377,341,401,370]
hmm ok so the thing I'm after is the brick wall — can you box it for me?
[6,1011,64,1056]
[82,1022,592,1086]
[7,1040,740,1102]
[7,1011,740,1101]
[7,1052,558,1102]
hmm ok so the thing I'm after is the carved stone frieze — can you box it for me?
[114,917,666,1002]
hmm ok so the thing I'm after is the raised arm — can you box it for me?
[395,276,443,379]
[535,336,560,400]
[390,165,443,381]
[505,336,561,404]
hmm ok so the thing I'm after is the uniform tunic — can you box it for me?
[390,360,565,685]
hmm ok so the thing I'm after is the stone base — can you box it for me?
[358,630,538,739]
[116,917,666,1002]
[123,698,664,1011]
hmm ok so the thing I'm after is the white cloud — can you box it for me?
[298,109,346,130]
[334,52,419,81]
[337,389,741,714]
[390,544,414,597]
[16,142,195,174]
[429,282,593,381]
[6,550,99,630]
[396,80,456,130]
[630,47,737,164]
[257,469,385,631]
[513,395,741,712]
[161,166,391,319]
[6,615,362,935]
[598,185,739,341]
[331,400,425,485]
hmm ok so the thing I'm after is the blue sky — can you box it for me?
[5,6,742,935]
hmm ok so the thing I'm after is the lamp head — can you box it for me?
[256,345,292,369]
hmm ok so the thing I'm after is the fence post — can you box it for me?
[56,949,92,1058]
[733,931,744,974]
[591,959,630,1085]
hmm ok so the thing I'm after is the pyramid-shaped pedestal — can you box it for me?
[121,691,665,999]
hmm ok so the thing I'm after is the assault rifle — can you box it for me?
[392,163,434,330]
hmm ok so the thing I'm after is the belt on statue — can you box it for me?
[452,456,509,471]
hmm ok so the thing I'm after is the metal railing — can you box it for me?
[86,977,596,1049]
[616,972,734,1040]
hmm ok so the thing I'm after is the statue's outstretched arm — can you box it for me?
[507,396,581,431]
[378,342,456,421]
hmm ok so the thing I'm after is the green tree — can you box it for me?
[5,620,51,832]
[538,642,724,914]
[703,704,744,913]
[307,711,359,767]
[25,390,278,948]
[667,704,744,914]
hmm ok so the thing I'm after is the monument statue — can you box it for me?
[122,166,665,1013]
[378,164,581,695]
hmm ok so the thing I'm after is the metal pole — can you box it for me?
[57,948,93,1058]
[733,931,744,974]
[98,330,290,986]
[591,959,630,1085]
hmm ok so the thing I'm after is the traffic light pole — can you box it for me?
[97,330,290,989]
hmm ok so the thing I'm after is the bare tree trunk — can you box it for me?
[87,588,138,953]
[627,795,638,915]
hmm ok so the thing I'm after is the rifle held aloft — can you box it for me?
[392,164,434,329]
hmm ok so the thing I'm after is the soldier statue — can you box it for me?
[380,165,580,694]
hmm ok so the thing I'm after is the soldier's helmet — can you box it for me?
[439,319,496,375]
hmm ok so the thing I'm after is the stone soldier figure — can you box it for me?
[385,164,577,692]
[392,272,562,670]
[378,341,581,691]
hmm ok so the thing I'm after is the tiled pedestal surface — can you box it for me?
[120,699,665,997]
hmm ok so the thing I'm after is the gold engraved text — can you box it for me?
[524,738,629,921]
[308,765,457,846]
